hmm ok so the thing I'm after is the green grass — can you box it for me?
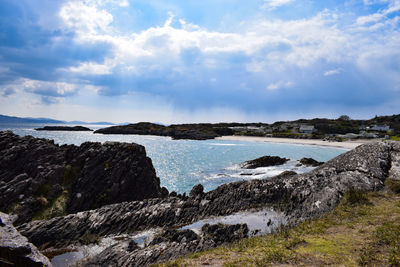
[389,136,400,141]
[155,190,400,267]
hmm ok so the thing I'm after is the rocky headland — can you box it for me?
[1,131,400,266]
[94,122,233,140]
[0,131,163,225]
[35,126,92,131]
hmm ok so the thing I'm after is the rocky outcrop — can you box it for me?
[0,212,52,267]
[0,131,162,225]
[18,141,398,252]
[94,122,223,140]
[83,223,248,267]
[241,155,289,169]
[35,126,92,131]
[298,157,324,167]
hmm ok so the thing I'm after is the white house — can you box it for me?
[299,125,315,134]
[370,125,391,132]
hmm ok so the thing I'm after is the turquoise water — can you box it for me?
[0,124,346,193]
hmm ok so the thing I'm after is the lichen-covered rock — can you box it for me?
[241,155,289,169]
[0,131,162,225]
[0,212,52,267]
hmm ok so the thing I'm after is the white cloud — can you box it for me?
[67,61,114,75]
[59,1,113,34]
[324,68,342,76]
[267,81,293,90]
[261,0,294,10]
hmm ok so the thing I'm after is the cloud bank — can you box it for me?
[0,0,399,123]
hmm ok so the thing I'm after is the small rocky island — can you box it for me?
[1,131,400,266]
[35,126,93,131]
[94,122,229,140]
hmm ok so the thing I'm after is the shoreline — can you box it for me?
[215,135,379,149]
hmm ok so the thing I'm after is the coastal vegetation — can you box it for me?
[157,190,400,266]
[93,114,400,140]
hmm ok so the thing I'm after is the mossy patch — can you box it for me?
[33,191,69,220]
[386,178,400,193]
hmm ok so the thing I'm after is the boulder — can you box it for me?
[0,131,162,225]
[241,155,289,169]
[0,212,52,267]
[298,157,324,167]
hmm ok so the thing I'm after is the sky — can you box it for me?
[0,0,399,123]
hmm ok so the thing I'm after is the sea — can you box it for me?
[0,123,346,194]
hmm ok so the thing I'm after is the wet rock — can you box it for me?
[298,157,324,167]
[0,212,52,267]
[0,131,162,225]
[241,155,289,169]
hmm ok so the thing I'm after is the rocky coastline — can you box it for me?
[1,131,400,266]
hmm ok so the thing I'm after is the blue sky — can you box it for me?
[0,0,399,123]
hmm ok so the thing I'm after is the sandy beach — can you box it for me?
[215,136,379,150]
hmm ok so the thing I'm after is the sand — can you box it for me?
[215,136,379,150]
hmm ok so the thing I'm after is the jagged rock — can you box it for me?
[189,184,204,198]
[0,131,162,225]
[0,212,52,267]
[298,157,324,167]
[83,224,247,267]
[241,155,289,169]
[35,126,92,131]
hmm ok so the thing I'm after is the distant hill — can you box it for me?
[0,114,115,125]
[0,114,65,124]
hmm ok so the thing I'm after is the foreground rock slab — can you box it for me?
[0,212,52,267]
[0,131,162,225]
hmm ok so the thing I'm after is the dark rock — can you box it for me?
[169,191,177,197]
[189,184,204,198]
[201,223,248,245]
[276,171,297,178]
[127,240,138,252]
[241,155,289,169]
[298,157,324,167]
[0,131,162,225]
[35,126,92,131]
[160,187,169,198]
[0,212,52,267]
[150,229,199,245]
